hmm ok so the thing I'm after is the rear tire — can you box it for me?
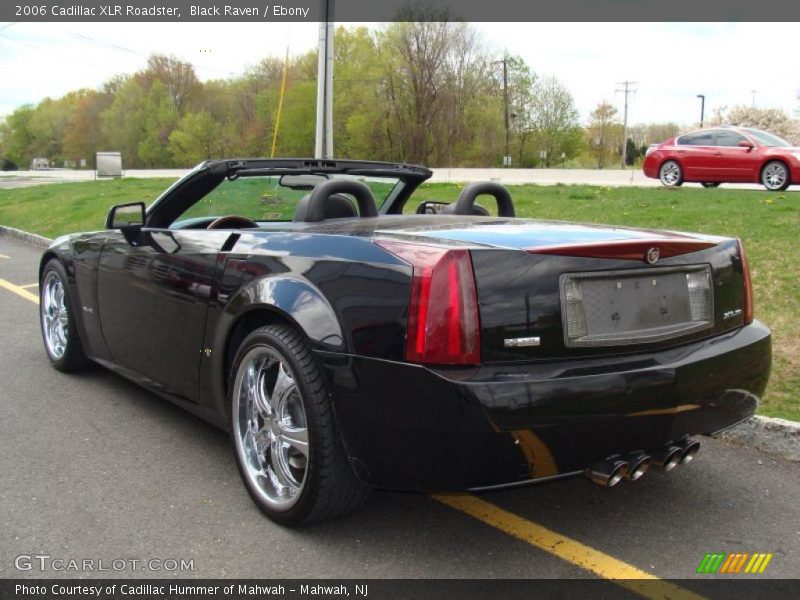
[229,324,368,525]
[761,161,790,191]
[39,259,93,372]
[701,182,720,188]
[659,160,683,187]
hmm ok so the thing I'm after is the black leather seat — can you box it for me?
[293,194,358,222]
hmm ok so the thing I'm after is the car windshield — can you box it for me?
[743,129,792,147]
[176,174,401,223]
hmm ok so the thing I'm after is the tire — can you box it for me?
[701,182,720,188]
[761,161,790,191]
[659,160,683,187]
[229,324,368,525]
[39,259,93,372]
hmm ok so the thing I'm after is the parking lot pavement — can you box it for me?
[1,235,798,589]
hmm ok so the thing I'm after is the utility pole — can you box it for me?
[493,56,510,166]
[314,0,334,159]
[697,94,705,128]
[616,80,636,169]
[503,56,510,167]
[750,89,757,108]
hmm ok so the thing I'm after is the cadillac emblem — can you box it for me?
[646,247,660,264]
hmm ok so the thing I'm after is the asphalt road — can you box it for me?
[1,236,798,589]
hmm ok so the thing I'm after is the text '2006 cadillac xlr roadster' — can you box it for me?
[39,159,771,525]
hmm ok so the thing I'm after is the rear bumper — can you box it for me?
[642,155,660,179]
[317,321,771,491]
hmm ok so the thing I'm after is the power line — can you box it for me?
[615,80,636,169]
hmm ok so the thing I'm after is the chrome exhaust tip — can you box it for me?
[675,439,700,464]
[586,458,629,487]
[623,454,651,481]
[651,446,682,471]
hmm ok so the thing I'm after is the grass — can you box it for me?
[0,178,797,420]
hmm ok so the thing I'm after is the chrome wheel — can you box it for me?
[762,162,788,191]
[232,346,308,511]
[659,161,682,186]
[41,272,68,359]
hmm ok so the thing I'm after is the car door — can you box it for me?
[675,130,717,180]
[712,130,759,181]
[96,228,231,402]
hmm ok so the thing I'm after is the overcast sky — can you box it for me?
[1,21,798,125]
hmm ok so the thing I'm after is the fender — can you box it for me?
[39,233,110,360]
[203,274,345,426]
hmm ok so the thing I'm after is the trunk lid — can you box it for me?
[369,216,749,363]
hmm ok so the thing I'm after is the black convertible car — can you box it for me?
[39,159,771,525]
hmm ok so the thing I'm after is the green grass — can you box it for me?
[1,178,797,420]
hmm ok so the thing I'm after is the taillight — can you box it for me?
[374,240,481,365]
[737,239,754,325]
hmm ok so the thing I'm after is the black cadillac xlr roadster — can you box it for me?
[39,159,771,524]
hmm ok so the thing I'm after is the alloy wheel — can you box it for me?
[762,162,788,191]
[41,272,68,359]
[232,346,309,511]
[660,161,682,186]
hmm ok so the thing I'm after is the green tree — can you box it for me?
[529,76,583,167]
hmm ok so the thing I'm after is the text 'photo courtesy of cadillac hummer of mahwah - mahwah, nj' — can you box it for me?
[39,158,771,525]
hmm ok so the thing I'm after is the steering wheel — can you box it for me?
[206,215,259,230]
[445,182,515,217]
[298,179,378,223]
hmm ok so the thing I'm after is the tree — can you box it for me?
[528,76,583,167]
[64,89,114,166]
[586,101,621,169]
[711,105,800,144]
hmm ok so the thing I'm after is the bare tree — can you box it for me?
[586,101,621,169]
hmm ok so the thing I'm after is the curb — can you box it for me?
[2,224,798,462]
[0,224,53,249]
[714,415,800,462]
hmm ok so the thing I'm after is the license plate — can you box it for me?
[560,265,714,348]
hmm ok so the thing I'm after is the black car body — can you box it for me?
[39,159,771,524]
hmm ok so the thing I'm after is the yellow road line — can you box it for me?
[0,278,39,304]
[20,282,39,289]
[0,253,10,259]
[432,493,706,600]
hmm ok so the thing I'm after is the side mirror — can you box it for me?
[738,140,754,149]
[106,202,145,230]
[415,200,450,215]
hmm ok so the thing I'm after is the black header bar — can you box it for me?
[4,0,800,22]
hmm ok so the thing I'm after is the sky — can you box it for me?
[1,21,798,125]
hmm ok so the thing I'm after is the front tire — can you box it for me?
[229,324,368,525]
[761,161,790,191]
[40,259,92,372]
[659,160,683,187]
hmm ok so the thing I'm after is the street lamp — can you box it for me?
[697,94,705,128]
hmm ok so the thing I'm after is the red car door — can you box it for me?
[674,130,717,180]
[712,130,759,181]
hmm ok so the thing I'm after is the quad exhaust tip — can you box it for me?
[623,454,651,481]
[586,438,699,487]
[585,458,629,487]
[675,439,701,464]
[651,446,683,471]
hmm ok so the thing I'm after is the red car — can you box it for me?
[643,126,800,191]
